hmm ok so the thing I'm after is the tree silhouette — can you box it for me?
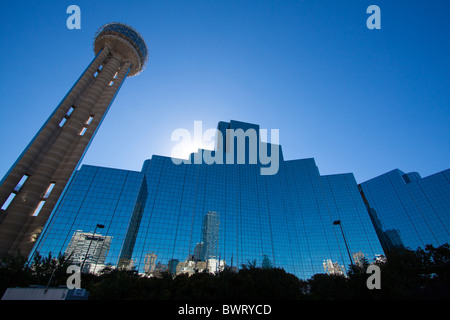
[1,244,449,300]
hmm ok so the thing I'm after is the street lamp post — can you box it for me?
[81,223,104,273]
[333,220,354,268]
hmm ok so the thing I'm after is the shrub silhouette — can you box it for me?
[1,244,449,300]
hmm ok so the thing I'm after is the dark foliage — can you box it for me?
[1,244,449,300]
[308,244,450,300]
[84,264,308,300]
[0,251,73,297]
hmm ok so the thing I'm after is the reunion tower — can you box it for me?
[0,23,149,258]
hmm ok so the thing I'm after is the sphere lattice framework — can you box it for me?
[94,22,149,77]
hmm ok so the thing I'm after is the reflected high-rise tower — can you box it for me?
[200,211,220,261]
[0,23,148,257]
[65,230,112,273]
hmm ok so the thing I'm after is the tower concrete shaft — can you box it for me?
[0,45,134,257]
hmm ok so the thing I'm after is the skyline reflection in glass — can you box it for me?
[31,120,385,280]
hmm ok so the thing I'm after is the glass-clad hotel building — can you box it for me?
[359,169,450,252]
[31,120,384,280]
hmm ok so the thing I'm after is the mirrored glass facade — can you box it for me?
[32,166,147,273]
[31,121,384,280]
[359,169,450,252]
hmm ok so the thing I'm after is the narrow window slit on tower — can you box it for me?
[59,118,67,127]
[94,65,103,77]
[2,174,31,209]
[1,193,16,211]
[59,106,76,128]
[32,201,46,217]
[79,127,87,136]
[86,116,94,125]
[66,106,75,117]
[43,183,56,199]
[80,115,94,135]
[13,174,29,192]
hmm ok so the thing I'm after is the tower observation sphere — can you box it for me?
[0,23,148,258]
[94,23,149,77]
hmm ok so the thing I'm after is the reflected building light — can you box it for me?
[201,211,220,262]
[65,230,112,274]
[144,252,157,275]
[352,251,365,266]
[323,259,346,276]
[168,259,179,275]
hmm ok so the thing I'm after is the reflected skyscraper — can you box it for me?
[0,23,148,258]
[200,211,220,261]
[323,259,345,276]
[30,120,384,280]
[65,230,112,273]
[144,253,158,274]
[168,259,179,275]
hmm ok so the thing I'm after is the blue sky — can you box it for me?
[0,0,449,183]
